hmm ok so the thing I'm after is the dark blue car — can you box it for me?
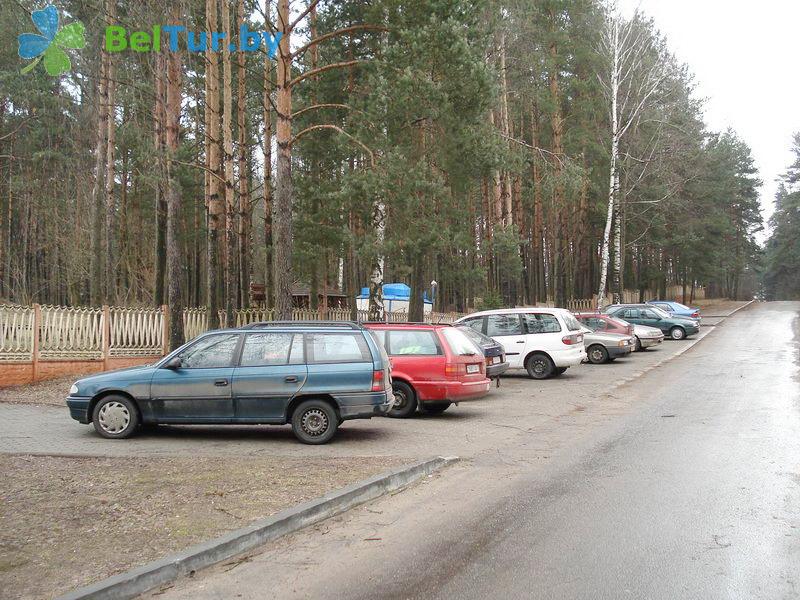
[66,322,394,444]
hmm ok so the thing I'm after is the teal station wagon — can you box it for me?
[66,322,394,444]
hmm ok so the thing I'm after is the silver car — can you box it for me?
[579,326,636,364]
[630,323,664,350]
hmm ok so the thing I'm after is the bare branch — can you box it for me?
[291,103,351,119]
[290,124,375,167]
[292,25,387,59]
[289,0,321,32]
[289,60,363,88]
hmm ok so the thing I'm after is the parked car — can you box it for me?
[456,308,587,379]
[603,304,700,340]
[457,325,510,378]
[363,323,491,417]
[578,323,635,364]
[66,321,394,444]
[646,300,701,322]
[574,312,664,351]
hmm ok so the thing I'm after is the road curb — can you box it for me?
[702,298,755,320]
[56,455,458,600]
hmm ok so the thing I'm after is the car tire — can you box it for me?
[634,336,642,351]
[291,399,338,444]
[389,381,418,418]
[525,353,554,379]
[92,395,140,439]
[420,401,451,414]
[587,344,609,364]
[669,326,686,340]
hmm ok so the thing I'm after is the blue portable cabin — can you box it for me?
[356,283,433,314]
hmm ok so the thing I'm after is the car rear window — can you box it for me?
[240,333,304,367]
[562,313,581,331]
[307,333,371,363]
[441,327,481,356]
[523,313,562,334]
[457,325,493,346]
[387,330,441,356]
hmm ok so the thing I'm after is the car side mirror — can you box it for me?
[165,356,182,369]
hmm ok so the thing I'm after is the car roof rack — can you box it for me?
[240,320,362,330]
[362,321,453,327]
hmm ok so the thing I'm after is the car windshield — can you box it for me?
[441,327,480,356]
[457,325,494,346]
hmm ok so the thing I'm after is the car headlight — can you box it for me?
[69,384,79,395]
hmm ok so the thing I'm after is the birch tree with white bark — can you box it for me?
[596,3,673,306]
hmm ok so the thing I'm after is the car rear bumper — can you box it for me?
[487,362,510,377]
[551,346,587,368]
[416,378,491,402]
[66,396,91,423]
[608,345,633,358]
[338,392,394,420]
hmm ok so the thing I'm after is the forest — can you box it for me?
[0,0,775,349]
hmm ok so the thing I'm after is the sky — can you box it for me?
[618,0,800,238]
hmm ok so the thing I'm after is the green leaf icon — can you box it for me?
[43,45,71,76]
[53,22,85,49]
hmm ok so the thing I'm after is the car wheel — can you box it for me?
[554,367,568,376]
[670,326,686,340]
[587,344,609,364]
[525,353,554,379]
[389,381,418,418]
[420,401,451,414]
[634,336,642,351]
[291,399,338,445]
[92,395,139,439]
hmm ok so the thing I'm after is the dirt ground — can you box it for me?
[693,298,751,314]
[0,375,73,406]
[0,453,404,600]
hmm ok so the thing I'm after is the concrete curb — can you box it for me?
[57,455,458,600]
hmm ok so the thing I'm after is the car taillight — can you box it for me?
[692,312,699,318]
[445,363,466,377]
[372,369,385,391]
[562,333,582,345]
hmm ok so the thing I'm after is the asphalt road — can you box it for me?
[151,301,800,600]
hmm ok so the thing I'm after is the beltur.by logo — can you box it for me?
[105,24,282,56]
[18,5,86,76]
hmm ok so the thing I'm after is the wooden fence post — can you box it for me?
[161,305,169,355]
[102,305,110,371]
[31,303,41,383]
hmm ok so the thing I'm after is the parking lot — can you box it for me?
[0,330,708,462]
[0,301,749,599]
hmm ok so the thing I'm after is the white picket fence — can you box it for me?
[0,304,467,361]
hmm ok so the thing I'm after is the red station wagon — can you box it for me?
[364,323,491,418]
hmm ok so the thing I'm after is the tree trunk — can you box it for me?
[90,47,108,305]
[206,0,222,327]
[104,0,117,304]
[237,0,250,309]
[273,0,293,319]
[165,11,184,350]
[408,253,425,323]
[154,53,167,306]
[262,1,273,307]
[548,25,566,308]
[222,0,237,326]
[597,15,620,309]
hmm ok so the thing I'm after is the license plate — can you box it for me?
[466,364,480,374]
[492,356,501,364]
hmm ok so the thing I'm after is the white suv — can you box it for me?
[456,308,587,379]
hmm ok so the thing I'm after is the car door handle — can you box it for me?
[284,376,298,383]
[214,379,228,386]
[516,340,525,343]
